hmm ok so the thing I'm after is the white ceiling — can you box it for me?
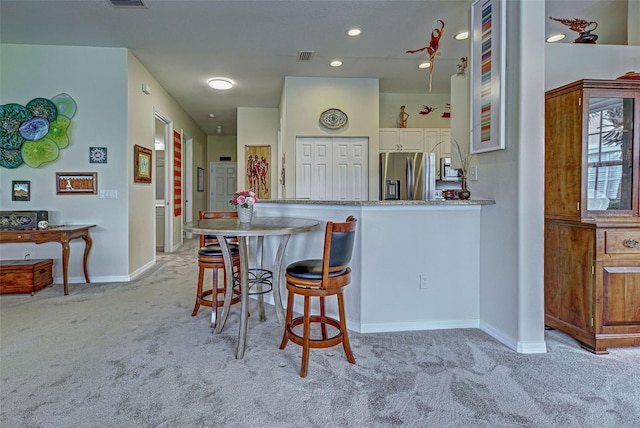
[0,0,631,136]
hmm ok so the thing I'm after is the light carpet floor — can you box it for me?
[1,239,639,428]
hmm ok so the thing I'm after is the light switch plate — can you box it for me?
[99,189,118,199]
[469,166,478,181]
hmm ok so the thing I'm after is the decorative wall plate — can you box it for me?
[89,147,108,163]
[319,108,348,129]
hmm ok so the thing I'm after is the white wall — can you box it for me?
[472,1,547,353]
[255,203,481,333]
[281,77,380,200]
[127,52,208,272]
[545,44,640,90]
[0,44,207,284]
[237,107,279,196]
[0,44,130,282]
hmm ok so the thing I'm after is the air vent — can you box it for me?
[297,51,314,62]
[109,0,147,8]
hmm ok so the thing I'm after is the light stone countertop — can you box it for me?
[259,199,495,206]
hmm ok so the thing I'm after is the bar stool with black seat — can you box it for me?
[192,211,241,324]
[279,215,357,377]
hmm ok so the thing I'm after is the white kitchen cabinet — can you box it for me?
[383,128,451,176]
[379,128,425,152]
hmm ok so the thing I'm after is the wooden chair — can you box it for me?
[279,215,357,377]
[192,211,241,319]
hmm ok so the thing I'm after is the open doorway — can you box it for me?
[154,112,172,252]
[183,131,194,239]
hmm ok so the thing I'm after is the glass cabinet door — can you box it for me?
[586,95,635,212]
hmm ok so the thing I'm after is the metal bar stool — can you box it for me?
[192,211,241,328]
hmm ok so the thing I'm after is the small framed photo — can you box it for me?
[12,180,31,201]
[89,147,108,163]
[197,167,205,192]
[134,144,152,183]
[56,172,97,195]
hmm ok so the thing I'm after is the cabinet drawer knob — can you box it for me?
[623,238,639,248]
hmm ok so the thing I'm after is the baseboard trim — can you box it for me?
[480,321,547,354]
[359,319,480,333]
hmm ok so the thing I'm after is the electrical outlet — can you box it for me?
[419,274,429,289]
[469,166,478,181]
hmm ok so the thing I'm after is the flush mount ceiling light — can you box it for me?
[346,27,362,37]
[546,33,566,43]
[207,78,234,90]
[454,31,469,40]
[330,59,343,67]
[418,62,431,69]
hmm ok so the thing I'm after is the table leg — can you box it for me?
[236,237,250,359]
[61,236,71,296]
[255,236,266,322]
[272,234,291,326]
[214,234,235,333]
[81,233,93,283]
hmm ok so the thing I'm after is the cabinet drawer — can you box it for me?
[605,230,640,254]
[0,232,33,242]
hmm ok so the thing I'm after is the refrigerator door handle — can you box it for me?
[405,156,414,200]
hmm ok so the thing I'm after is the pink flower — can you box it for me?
[230,190,258,208]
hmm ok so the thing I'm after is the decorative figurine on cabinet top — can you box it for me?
[548,16,598,44]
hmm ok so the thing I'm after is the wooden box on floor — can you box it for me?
[0,259,54,295]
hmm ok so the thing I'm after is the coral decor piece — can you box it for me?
[617,71,640,80]
[441,103,451,119]
[419,105,436,115]
[0,93,76,169]
[457,57,468,75]
[230,190,258,209]
[406,19,445,92]
[548,16,598,43]
[398,105,409,128]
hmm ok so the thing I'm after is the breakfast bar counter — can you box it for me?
[251,199,495,334]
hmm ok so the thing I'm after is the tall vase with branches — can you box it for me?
[432,139,476,199]
[451,139,475,198]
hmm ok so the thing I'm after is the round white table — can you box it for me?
[184,216,321,359]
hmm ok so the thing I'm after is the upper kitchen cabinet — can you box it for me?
[545,79,640,221]
[379,128,424,152]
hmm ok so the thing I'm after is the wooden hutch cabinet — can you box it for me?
[545,79,640,354]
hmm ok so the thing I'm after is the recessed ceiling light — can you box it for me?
[546,34,566,43]
[455,31,469,40]
[418,62,431,69]
[330,59,343,67]
[346,27,362,37]
[207,77,234,90]
[208,113,216,118]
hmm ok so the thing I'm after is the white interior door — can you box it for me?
[333,137,368,200]
[295,137,368,200]
[210,162,237,211]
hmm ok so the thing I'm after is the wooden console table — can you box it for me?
[0,225,96,295]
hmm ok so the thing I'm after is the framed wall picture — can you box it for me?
[134,144,152,183]
[197,167,205,192]
[56,172,97,194]
[245,145,271,199]
[470,0,506,153]
[12,180,31,201]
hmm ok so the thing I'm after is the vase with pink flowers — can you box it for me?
[230,190,258,223]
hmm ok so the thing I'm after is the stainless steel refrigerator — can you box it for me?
[379,152,436,200]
